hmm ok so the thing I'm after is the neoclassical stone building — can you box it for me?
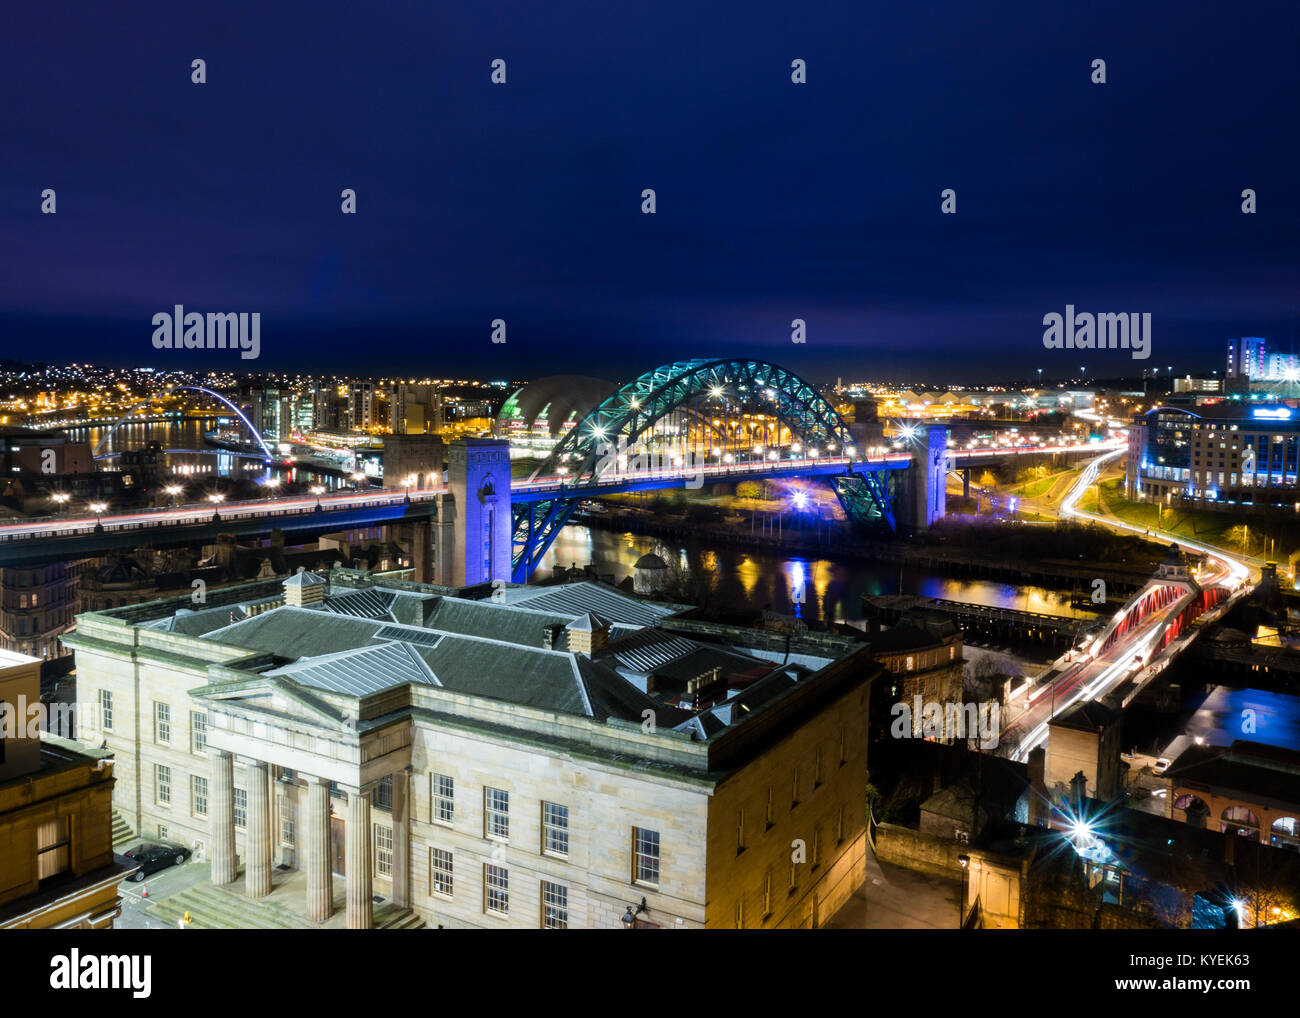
[66,569,876,929]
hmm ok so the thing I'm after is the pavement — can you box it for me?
[825,843,961,930]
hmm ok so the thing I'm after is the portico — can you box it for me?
[196,673,413,930]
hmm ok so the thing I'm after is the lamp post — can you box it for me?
[163,484,183,507]
[958,854,970,927]
[51,492,70,513]
[88,502,107,529]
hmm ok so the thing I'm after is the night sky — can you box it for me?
[2,1,1298,383]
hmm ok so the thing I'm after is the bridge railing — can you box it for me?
[0,488,446,543]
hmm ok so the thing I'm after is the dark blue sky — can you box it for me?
[2,0,1297,383]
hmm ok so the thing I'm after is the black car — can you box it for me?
[123,842,192,881]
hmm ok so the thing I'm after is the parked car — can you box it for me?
[1152,757,1172,776]
[123,842,192,881]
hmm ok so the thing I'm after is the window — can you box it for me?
[542,880,568,929]
[156,764,171,805]
[373,775,393,812]
[734,900,744,929]
[158,824,169,840]
[762,871,773,917]
[154,702,171,744]
[191,711,207,755]
[99,690,113,732]
[542,801,569,856]
[485,787,509,840]
[791,766,800,808]
[233,788,247,830]
[813,746,823,787]
[432,774,454,824]
[838,725,846,765]
[736,808,745,853]
[484,864,509,915]
[430,848,453,897]
[192,775,208,818]
[836,805,845,844]
[812,826,822,869]
[375,824,392,875]
[36,817,71,881]
[281,799,296,847]
[765,786,774,829]
[633,827,660,886]
[789,859,798,893]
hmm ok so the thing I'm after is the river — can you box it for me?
[538,523,1101,626]
[64,417,350,490]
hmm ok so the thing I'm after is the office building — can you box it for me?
[67,569,876,929]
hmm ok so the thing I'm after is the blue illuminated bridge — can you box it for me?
[0,358,1109,579]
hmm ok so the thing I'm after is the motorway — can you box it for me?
[1000,448,1253,761]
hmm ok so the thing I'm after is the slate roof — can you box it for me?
[284,570,327,588]
[507,581,681,629]
[266,641,440,696]
[420,596,573,647]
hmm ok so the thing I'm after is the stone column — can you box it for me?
[346,789,373,929]
[209,750,237,885]
[244,761,272,898]
[306,776,333,921]
[391,767,411,909]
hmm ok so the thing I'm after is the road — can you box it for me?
[1000,448,1251,761]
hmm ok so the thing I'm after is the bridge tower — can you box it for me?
[904,425,948,531]
[449,439,512,588]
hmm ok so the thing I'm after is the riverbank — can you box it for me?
[573,507,1156,597]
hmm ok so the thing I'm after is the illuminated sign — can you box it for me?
[1251,407,1292,420]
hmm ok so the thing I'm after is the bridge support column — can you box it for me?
[449,439,511,587]
[962,467,970,499]
[902,425,948,532]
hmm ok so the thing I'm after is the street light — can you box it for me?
[163,484,183,506]
[621,897,648,929]
[958,854,970,927]
[51,492,70,511]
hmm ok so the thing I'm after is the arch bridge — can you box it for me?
[508,358,929,582]
[91,386,274,461]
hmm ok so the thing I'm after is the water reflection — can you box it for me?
[65,418,350,490]
[538,524,1097,624]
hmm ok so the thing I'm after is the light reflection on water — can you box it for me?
[538,524,1098,623]
[66,418,348,489]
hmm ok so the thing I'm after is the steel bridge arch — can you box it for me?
[530,358,861,483]
[511,358,894,580]
[92,386,273,460]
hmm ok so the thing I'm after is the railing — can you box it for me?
[0,488,446,544]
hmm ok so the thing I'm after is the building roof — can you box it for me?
[283,570,327,588]
[266,641,441,696]
[505,581,682,629]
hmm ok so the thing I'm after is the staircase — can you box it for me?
[111,811,135,850]
[146,883,303,930]
[375,902,427,929]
